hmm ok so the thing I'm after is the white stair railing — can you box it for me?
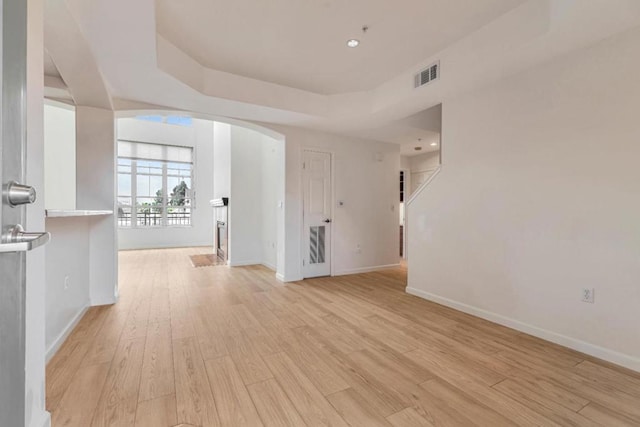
[406,166,442,206]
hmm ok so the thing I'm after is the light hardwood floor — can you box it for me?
[47,248,640,426]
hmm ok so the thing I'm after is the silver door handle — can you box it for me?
[0,225,50,253]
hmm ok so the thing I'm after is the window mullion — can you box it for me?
[131,160,138,228]
[162,162,168,227]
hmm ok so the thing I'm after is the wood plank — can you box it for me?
[579,402,640,427]
[91,338,146,427]
[47,249,640,427]
[293,325,407,417]
[279,340,349,396]
[134,394,177,427]
[47,339,92,412]
[223,330,273,385]
[492,379,599,427]
[494,349,640,423]
[420,379,516,426]
[138,321,174,402]
[47,308,109,411]
[148,287,171,324]
[50,362,110,427]
[406,350,558,426]
[81,306,128,367]
[386,408,435,427]
[263,352,349,427]
[191,306,228,361]
[347,348,434,386]
[247,379,307,427]
[573,360,640,398]
[326,388,392,427]
[172,336,221,427]
[204,356,264,427]
[120,292,151,341]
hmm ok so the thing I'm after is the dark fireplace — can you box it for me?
[216,220,227,261]
[211,197,229,262]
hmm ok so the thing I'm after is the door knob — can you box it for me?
[5,181,36,206]
[324,219,331,223]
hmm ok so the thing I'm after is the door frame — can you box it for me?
[400,168,410,260]
[0,0,29,424]
[300,147,335,278]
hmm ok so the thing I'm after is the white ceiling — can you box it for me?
[351,104,442,155]
[48,0,640,146]
[156,0,525,95]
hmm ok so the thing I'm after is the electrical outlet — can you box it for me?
[581,288,595,303]
[64,276,70,290]
[355,244,362,254]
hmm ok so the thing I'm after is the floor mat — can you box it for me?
[189,254,226,268]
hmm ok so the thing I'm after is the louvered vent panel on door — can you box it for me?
[309,226,326,264]
[414,62,440,88]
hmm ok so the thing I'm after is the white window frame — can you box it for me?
[117,141,195,228]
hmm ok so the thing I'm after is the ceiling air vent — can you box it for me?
[414,62,439,88]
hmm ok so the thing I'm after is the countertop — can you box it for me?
[46,209,114,218]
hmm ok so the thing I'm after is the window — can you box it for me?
[117,140,194,228]
[135,115,193,127]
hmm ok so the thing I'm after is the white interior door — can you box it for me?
[302,150,332,278]
[0,1,49,424]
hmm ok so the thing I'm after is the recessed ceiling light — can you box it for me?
[430,142,438,147]
[347,39,360,48]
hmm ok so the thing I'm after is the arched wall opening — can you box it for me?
[114,110,286,278]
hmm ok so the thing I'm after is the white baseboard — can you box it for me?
[276,273,302,282]
[90,292,118,307]
[228,259,262,267]
[118,243,213,251]
[31,409,50,427]
[46,304,89,363]
[406,287,640,373]
[334,263,400,276]
[261,261,276,271]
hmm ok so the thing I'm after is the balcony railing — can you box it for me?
[118,210,191,227]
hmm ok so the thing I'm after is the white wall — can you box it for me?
[408,151,440,194]
[409,151,440,173]
[76,106,118,306]
[407,27,640,371]
[117,118,215,249]
[261,137,282,270]
[400,156,411,170]
[44,108,117,375]
[44,102,76,209]
[229,126,263,265]
[44,218,90,359]
[227,125,282,268]
[213,122,230,198]
[267,124,400,280]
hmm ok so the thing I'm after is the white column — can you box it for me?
[76,106,118,305]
